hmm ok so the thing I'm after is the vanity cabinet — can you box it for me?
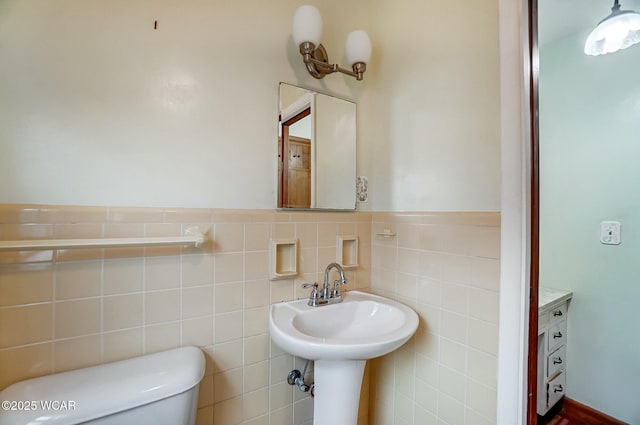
[537,287,573,416]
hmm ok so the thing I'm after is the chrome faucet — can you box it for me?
[323,262,347,298]
[302,263,348,307]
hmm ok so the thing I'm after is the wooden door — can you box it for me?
[286,137,311,208]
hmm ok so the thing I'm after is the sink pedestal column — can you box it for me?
[313,359,366,425]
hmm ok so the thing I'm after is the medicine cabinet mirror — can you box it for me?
[277,83,356,210]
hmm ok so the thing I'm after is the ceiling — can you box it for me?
[538,0,640,46]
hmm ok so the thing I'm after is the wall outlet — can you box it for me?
[600,221,621,245]
[356,176,368,203]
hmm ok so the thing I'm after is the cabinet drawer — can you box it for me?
[547,345,566,378]
[547,370,566,409]
[548,303,567,324]
[547,320,567,352]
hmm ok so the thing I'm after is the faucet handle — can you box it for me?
[331,279,347,298]
[302,283,319,297]
[302,283,321,306]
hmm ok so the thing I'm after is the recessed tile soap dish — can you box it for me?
[337,235,358,269]
[271,239,298,280]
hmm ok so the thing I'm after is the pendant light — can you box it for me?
[585,0,640,56]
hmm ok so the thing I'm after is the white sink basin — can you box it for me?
[269,290,419,425]
[269,290,419,360]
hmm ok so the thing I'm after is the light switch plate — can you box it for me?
[600,221,621,245]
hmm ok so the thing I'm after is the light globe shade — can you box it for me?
[345,30,372,64]
[292,5,323,46]
[585,10,640,55]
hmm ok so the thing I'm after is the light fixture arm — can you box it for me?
[598,0,640,26]
[299,42,366,81]
[603,0,624,21]
[292,6,370,81]
[612,0,621,13]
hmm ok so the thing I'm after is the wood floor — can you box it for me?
[538,398,628,425]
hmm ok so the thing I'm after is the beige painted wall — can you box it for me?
[366,0,501,211]
[0,0,499,212]
[0,0,371,209]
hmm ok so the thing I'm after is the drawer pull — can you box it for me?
[553,384,564,393]
[553,310,563,317]
[552,357,563,365]
[553,332,563,339]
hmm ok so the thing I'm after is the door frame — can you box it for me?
[526,0,541,421]
[495,0,537,423]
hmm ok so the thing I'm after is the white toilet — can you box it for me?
[0,346,205,425]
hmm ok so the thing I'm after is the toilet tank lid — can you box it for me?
[0,346,205,425]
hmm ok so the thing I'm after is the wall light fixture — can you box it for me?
[585,0,640,55]
[292,5,372,81]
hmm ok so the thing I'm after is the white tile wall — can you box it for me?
[0,205,372,425]
[369,212,500,425]
[0,205,500,425]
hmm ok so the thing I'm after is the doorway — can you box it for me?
[279,107,311,208]
[526,0,640,423]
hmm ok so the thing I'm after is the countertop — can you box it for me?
[539,286,573,312]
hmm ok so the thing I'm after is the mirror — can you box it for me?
[277,83,356,210]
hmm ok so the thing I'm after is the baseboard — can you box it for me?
[561,397,628,425]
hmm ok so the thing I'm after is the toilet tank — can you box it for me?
[0,346,205,425]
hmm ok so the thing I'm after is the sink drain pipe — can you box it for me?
[287,359,314,397]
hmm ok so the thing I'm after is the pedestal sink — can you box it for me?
[269,290,419,425]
